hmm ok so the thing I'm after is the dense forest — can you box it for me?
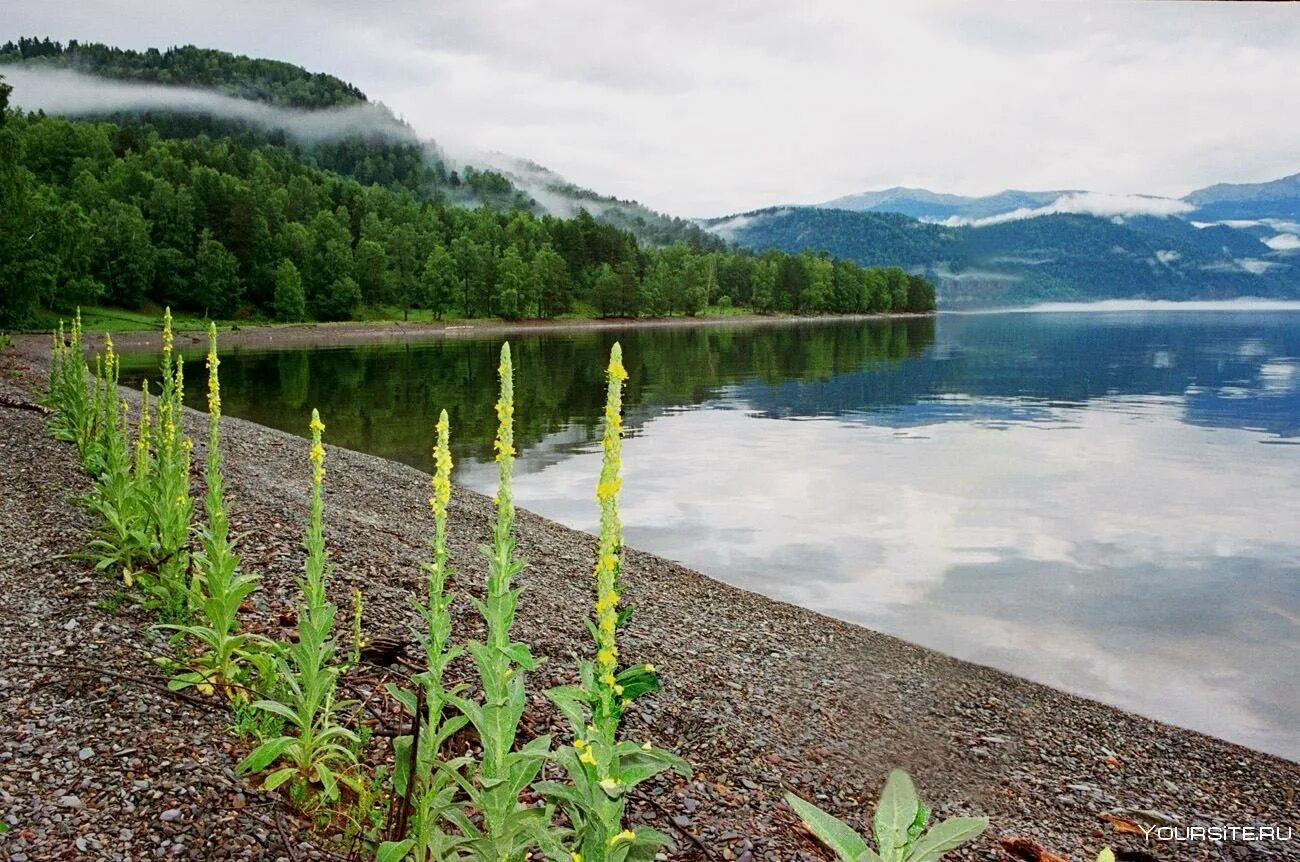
[0,38,736,251]
[0,67,936,328]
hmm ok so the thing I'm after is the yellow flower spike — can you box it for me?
[579,750,595,765]
[573,738,587,750]
[613,684,624,696]
[608,828,635,846]
[642,741,652,750]
[600,672,616,687]
[205,323,221,421]
[571,855,582,862]
[644,663,655,673]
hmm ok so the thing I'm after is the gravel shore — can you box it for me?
[2,338,1296,862]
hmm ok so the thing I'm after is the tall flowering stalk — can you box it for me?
[239,410,358,802]
[83,335,144,580]
[141,309,194,622]
[164,324,271,699]
[134,382,152,493]
[47,311,94,460]
[381,409,471,861]
[449,343,557,861]
[540,343,689,861]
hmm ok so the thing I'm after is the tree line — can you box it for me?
[0,85,937,328]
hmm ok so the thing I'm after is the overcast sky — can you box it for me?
[7,1,1300,216]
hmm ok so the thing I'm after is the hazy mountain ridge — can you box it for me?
[714,172,1300,306]
[821,187,1068,220]
[1184,172,1300,221]
[819,173,1300,224]
[704,206,1294,308]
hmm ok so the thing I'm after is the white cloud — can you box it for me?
[1264,233,1300,251]
[1238,258,1281,274]
[4,66,413,143]
[4,0,1300,215]
[938,192,1195,227]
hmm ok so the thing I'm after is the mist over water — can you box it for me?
[121,310,1300,759]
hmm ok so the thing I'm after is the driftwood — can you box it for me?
[0,395,51,415]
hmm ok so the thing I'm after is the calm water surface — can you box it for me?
[123,310,1300,759]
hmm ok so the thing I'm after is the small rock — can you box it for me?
[160,808,183,822]
[77,747,94,761]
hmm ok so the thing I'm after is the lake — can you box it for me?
[123,308,1300,760]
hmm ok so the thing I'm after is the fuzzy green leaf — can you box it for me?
[785,793,868,862]
[236,736,294,774]
[874,770,919,861]
[903,817,987,862]
[376,839,415,862]
[263,766,296,791]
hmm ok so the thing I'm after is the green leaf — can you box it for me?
[263,766,296,791]
[500,641,538,670]
[904,803,930,854]
[874,770,919,861]
[249,698,303,727]
[903,817,987,862]
[785,792,868,862]
[376,839,415,862]
[625,826,673,861]
[315,761,339,800]
[386,683,418,716]
[235,736,294,774]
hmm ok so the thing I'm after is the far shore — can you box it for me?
[60,310,934,353]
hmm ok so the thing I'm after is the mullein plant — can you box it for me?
[163,324,274,699]
[141,309,195,621]
[378,409,472,862]
[238,410,359,803]
[539,343,689,862]
[785,770,986,862]
[46,312,94,460]
[447,343,558,861]
[83,335,148,579]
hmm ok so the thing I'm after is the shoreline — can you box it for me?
[2,339,1298,861]
[56,310,934,353]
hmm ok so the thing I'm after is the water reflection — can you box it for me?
[120,311,1300,759]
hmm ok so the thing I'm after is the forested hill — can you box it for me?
[706,206,1298,308]
[0,65,937,328]
[0,37,366,108]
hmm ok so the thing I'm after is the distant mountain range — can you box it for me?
[705,174,1300,307]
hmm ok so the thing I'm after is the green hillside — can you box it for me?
[0,56,935,328]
